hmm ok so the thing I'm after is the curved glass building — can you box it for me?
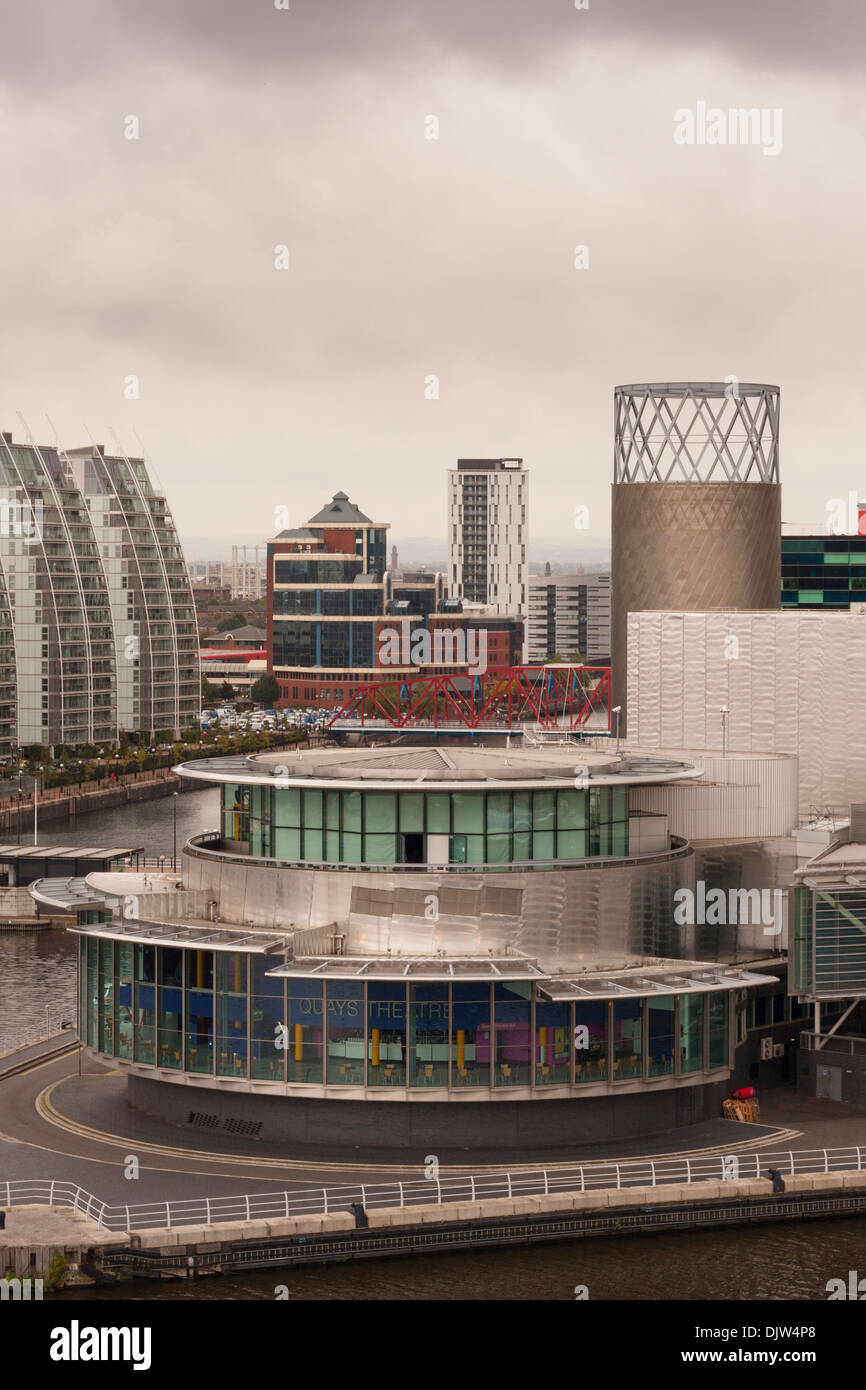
[0,430,199,749]
[50,743,779,1151]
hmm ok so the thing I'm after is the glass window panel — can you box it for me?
[679,995,703,1073]
[535,997,570,1084]
[485,833,511,864]
[216,953,247,1078]
[612,786,629,822]
[98,939,113,1054]
[115,941,133,1060]
[513,792,531,832]
[274,787,300,827]
[452,791,483,833]
[273,826,301,859]
[709,993,729,1068]
[157,946,183,1069]
[252,989,285,1080]
[342,791,362,832]
[341,831,362,863]
[533,790,555,830]
[364,833,397,863]
[365,792,396,831]
[556,789,586,829]
[368,982,406,1087]
[410,984,449,1086]
[486,791,512,833]
[647,997,675,1076]
[399,793,424,833]
[426,793,450,833]
[326,790,340,830]
[613,999,642,1079]
[133,944,155,1063]
[185,951,214,1075]
[513,830,532,861]
[287,979,324,1083]
[326,829,340,861]
[493,982,531,1085]
[611,821,628,856]
[303,789,323,828]
[326,981,364,1084]
[451,983,490,1087]
[574,1000,608,1082]
[532,830,555,860]
[556,830,587,859]
[465,835,484,864]
[302,825,324,861]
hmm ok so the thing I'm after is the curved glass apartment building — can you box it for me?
[0,430,199,749]
[50,743,779,1150]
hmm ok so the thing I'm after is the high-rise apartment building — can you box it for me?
[527,572,610,664]
[448,459,528,621]
[0,431,199,751]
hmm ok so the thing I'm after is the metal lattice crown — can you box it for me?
[614,382,780,483]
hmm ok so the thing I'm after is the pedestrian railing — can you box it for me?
[1,1145,864,1234]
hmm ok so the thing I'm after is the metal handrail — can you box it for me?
[184,832,693,875]
[1,1145,863,1233]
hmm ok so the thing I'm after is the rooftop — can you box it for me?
[174,745,701,789]
[306,491,373,525]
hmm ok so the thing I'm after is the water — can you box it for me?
[0,788,219,1051]
[6,790,866,1301]
[65,1218,866,1300]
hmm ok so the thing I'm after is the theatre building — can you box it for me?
[39,743,793,1152]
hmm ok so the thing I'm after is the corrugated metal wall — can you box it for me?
[628,610,866,819]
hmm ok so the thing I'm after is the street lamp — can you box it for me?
[611,705,622,757]
[33,763,42,845]
[173,791,179,871]
[720,706,729,759]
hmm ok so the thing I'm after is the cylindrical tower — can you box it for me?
[611,382,781,729]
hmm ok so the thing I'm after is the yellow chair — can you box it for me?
[424,1063,434,1083]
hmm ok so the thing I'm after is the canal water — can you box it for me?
[0,788,219,1051]
[4,790,866,1300]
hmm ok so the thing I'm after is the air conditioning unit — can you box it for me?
[773,1043,785,1059]
[760,1036,774,1060]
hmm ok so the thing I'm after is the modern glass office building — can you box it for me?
[0,430,199,748]
[781,534,866,608]
[46,743,780,1150]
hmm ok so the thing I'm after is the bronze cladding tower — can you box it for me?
[611,383,781,731]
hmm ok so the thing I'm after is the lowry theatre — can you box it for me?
[43,740,794,1152]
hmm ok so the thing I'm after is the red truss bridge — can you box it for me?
[326,665,611,734]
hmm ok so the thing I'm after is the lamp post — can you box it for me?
[611,705,622,757]
[173,791,179,871]
[720,706,729,759]
[33,764,42,846]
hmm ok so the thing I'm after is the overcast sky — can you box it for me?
[1,0,864,553]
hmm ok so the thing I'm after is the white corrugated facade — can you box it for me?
[627,611,866,819]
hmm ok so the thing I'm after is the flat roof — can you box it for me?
[69,920,291,953]
[267,955,546,982]
[538,966,777,1001]
[174,745,701,791]
[0,845,144,860]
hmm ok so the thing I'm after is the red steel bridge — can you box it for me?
[326,665,611,734]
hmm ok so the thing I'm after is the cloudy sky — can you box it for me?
[1,0,863,554]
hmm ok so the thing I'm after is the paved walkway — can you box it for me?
[1,1048,865,1214]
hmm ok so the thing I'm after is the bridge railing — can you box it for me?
[1,1145,864,1233]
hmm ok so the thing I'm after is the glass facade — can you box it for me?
[781,536,866,608]
[219,783,630,866]
[80,937,734,1090]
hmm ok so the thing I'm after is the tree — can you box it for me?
[201,675,219,705]
[250,673,280,707]
[217,614,246,632]
[219,681,235,700]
